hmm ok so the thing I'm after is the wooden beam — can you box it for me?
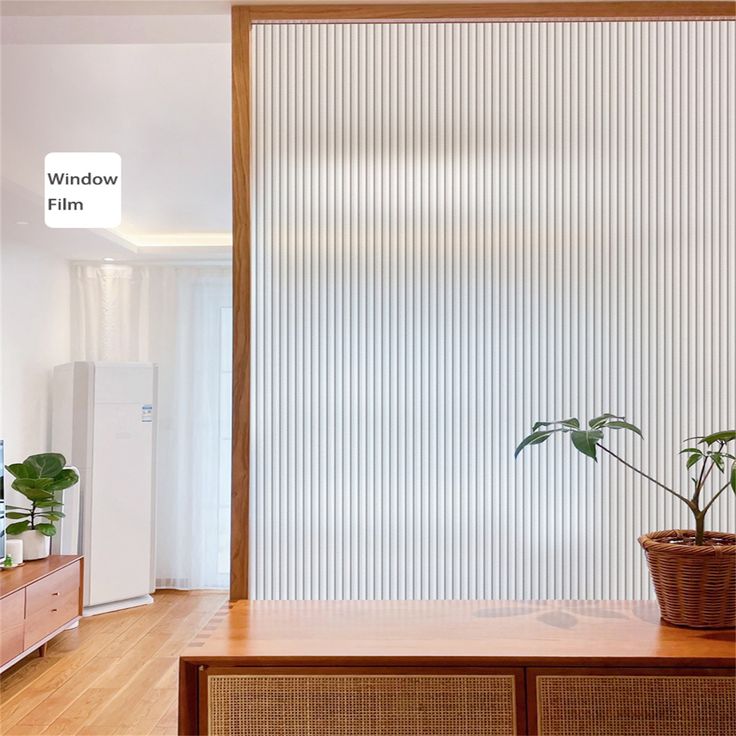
[244,3,735,21]
[231,5,252,602]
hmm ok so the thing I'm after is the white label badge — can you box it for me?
[45,152,121,228]
[142,405,153,423]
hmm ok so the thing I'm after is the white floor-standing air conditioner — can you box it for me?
[52,362,157,615]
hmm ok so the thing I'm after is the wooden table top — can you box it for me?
[0,555,82,599]
[181,599,735,667]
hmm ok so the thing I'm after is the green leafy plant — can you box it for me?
[515,414,736,546]
[4,453,79,537]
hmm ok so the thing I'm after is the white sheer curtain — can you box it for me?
[72,264,232,589]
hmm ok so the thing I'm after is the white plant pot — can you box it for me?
[12,529,51,561]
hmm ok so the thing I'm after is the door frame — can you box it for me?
[230,1,735,601]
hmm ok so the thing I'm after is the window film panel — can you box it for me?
[250,22,736,600]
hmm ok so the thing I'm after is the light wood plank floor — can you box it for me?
[0,589,227,736]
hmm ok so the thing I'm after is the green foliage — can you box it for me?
[700,430,736,445]
[514,414,641,461]
[4,453,79,537]
[516,415,735,546]
[6,520,31,535]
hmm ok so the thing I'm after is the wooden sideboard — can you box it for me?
[0,555,83,673]
[179,600,735,735]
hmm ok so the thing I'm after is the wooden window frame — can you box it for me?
[230,2,735,601]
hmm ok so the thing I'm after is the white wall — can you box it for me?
[251,21,736,601]
[0,239,71,466]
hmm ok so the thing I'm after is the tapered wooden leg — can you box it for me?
[38,643,48,657]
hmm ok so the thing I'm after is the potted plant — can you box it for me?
[4,453,79,560]
[516,414,736,629]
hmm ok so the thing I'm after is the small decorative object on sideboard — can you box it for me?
[516,416,735,629]
[4,454,79,561]
[3,539,24,567]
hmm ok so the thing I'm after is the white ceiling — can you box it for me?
[1,2,232,262]
[5,0,692,262]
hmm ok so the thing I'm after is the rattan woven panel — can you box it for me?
[207,674,517,735]
[537,675,736,736]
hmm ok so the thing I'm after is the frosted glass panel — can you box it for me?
[250,22,736,600]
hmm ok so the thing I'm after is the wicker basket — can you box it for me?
[639,530,736,629]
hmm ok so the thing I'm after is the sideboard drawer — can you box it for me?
[25,561,80,618]
[24,590,79,650]
[23,562,80,648]
[0,590,26,665]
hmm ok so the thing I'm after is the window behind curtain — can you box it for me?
[73,264,233,589]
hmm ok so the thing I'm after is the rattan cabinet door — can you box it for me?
[202,667,524,736]
[529,667,736,736]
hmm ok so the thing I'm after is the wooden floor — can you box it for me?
[0,589,227,736]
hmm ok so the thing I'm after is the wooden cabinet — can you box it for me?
[0,555,83,673]
[179,600,736,735]
[195,665,736,736]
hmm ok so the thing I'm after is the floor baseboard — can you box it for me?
[83,593,154,616]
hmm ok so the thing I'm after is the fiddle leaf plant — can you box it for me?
[4,453,79,537]
[515,414,736,546]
